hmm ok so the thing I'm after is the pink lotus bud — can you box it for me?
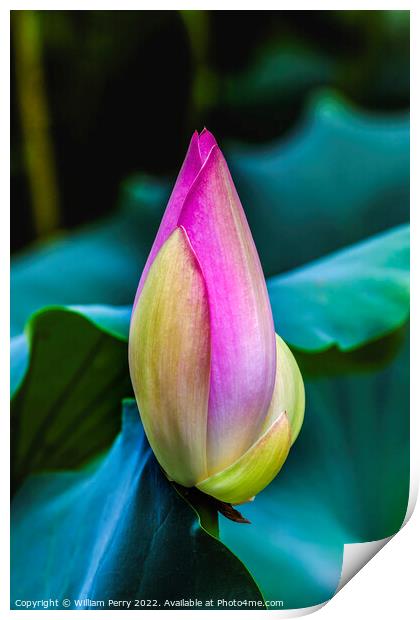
[129,130,304,504]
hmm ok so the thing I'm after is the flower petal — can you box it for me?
[133,131,203,306]
[198,128,217,162]
[196,411,291,504]
[129,227,210,486]
[261,334,305,445]
[178,146,276,474]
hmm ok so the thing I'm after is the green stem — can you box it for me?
[13,10,60,238]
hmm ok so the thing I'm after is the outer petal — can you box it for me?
[133,131,203,306]
[178,146,276,474]
[198,128,217,161]
[129,227,210,486]
[261,334,305,445]
[196,412,291,504]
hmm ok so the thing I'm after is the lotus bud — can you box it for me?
[129,129,304,505]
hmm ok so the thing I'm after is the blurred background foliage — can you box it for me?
[11,10,409,253]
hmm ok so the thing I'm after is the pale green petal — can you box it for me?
[129,227,210,487]
[196,412,290,504]
[261,334,305,445]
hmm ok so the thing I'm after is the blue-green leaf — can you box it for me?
[11,307,133,492]
[269,224,409,351]
[11,400,264,609]
[220,327,409,608]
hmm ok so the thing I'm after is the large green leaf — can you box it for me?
[10,305,131,398]
[269,224,409,351]
[226,92,409,276]
[219,327,409,609]
[11,306,132,493]
[11,400,264,610]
